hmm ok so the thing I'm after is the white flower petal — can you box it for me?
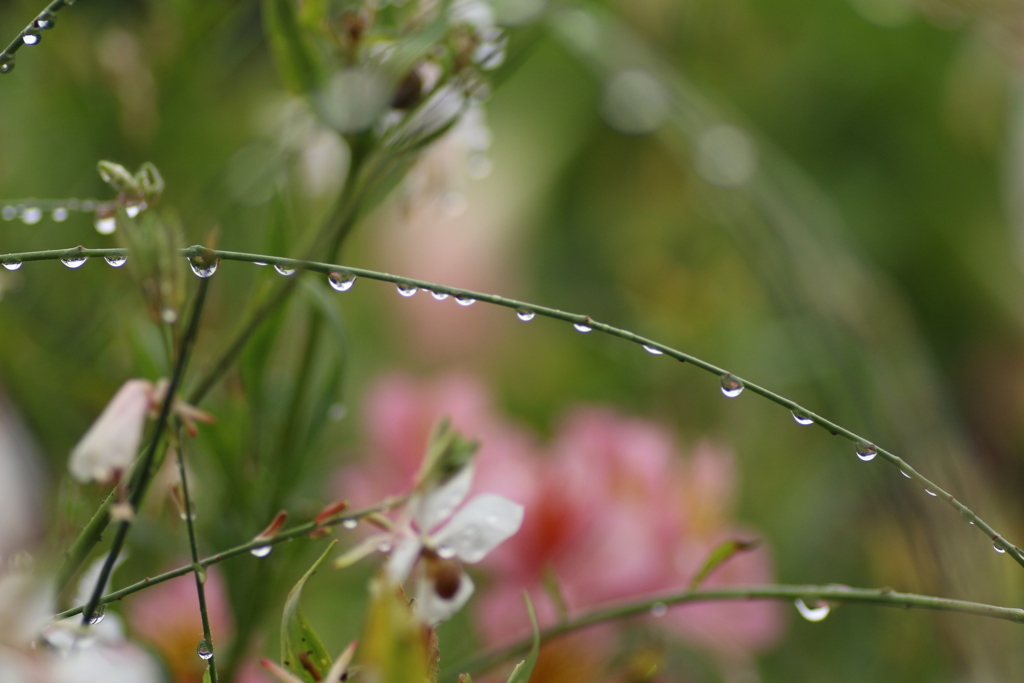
[433,494,523,564]
[69,380,153,484]
[414,570,474,625]
[385,537,422,584]
[333,533,391,570]
[413,463,476,533]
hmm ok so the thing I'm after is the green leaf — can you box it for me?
[281,541,338,682]
[263,0,323,93]
[202,668,212,683]
[358,576,431,683]
[688,538,760,589]
[506,593,540,683]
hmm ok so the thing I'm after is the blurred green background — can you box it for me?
[3,0,1024,681]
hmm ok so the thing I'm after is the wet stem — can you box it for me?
[80,278,210,626]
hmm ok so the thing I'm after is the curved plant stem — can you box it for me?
[53,496,405,620]
[5,244,1017,572]
[175,429,219,683]
[444,584,1024,681]
[0,0,76,68]
[79,278,209,626]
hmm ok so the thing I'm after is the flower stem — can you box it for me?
[79,278,210,626]
[175,428,219,683]
[53,496,406,620]
[443,584,1024,681]
[9,244,1024,572]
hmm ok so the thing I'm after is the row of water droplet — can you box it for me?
[2,255,126,271]
[1,200,143,234]
[0,9,61,74]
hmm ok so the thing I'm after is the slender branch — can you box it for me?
[175,429,219,683]
[54,496,405,620]
[7,244,1018,571]
[80,278,210,626]
[444,584,1024,681]
[0,0,76,72]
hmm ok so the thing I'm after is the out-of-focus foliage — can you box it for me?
[2,0,1024,681]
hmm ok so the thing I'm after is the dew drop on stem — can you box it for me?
[574,322,592,333]
[328,271,356,292]
[52,208,68,222]
[197,639,213,661]
[250,545,271,558]
[855,442,877,462]
[22,30,41,46]
[61,256,87,269]
[642,344,663,355]
[925,489,937,497]
[0,55,15,74]
[397,283,418,297]
[431,290,449,300]
[86,603,106,626]
[516,308,535,321]
[274,265,295,276]
[2,206,16,220]
[104,255,127,268]
[994,544,1006,554]
[188,256,217,278]
[455,296,475,306]
[792,411,814,426]
[650,602,668,617]
[794,598,830,622]
[720,374,744,398]
[2,260,22,271]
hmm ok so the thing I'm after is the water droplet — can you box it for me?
[650,602,668,617]
[20,207,42,225]
[437,545,457,559]
[994,544,1006,554]
[22,31,41,46]
[250,545,271,558]
[720,374,744,398]
[855,442,877,462]
[430,290,449,300]
[925,489,937,496]
[642,344,664,355]
[900,469,911,479]
[455,296,476,306]
[124,202,145,218]
[792,411,814,426]
[188,256,218,278]
[342,519,358,530]
[104,255,127,268]
[397,283,418,297]
[2,260,22,271]
[516,308,535,321]
[35,12,55,30]
[2,206,16,220]
[52,208,68,222]
[253,261,268,267]
[274,265,296,276]
[794,598,830,622]
[0,55,15,74]
[86,603,106,626]
[61,256,88,269]
[328,271,356,292]
[197,639,213,661]
[95,216,116,235]
[574,322,592,333]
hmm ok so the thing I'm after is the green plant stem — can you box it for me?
[7,244,1024,571]
[175,428,219,683]
[80,278,209,626]
[444,585,1024,681]
[54,496,404,620]
[1,0,76,64]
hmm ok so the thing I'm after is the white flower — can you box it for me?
[336,462,523,625]
[69,380,154,485]
[69,379,213,485]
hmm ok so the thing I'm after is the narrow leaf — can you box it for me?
[262,0,323,93]
[506,593,540,683]
[282,541,338,682]
[688,538,760,589]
